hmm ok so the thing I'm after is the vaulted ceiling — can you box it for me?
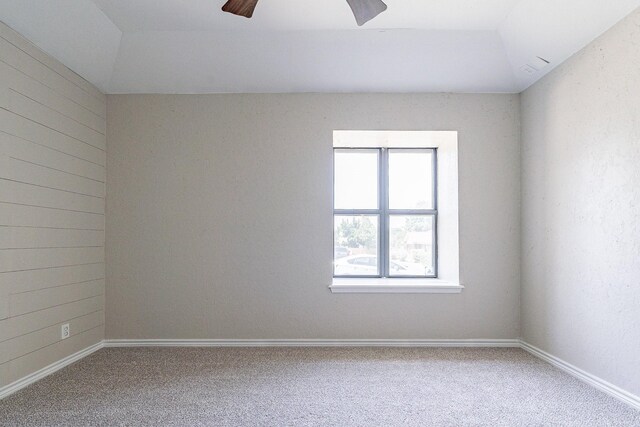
[1,0,638,93]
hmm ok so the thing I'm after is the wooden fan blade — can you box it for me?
[346,0,387,26]
[222,0,259,18]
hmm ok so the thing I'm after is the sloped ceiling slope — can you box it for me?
[0,0,121,91]
[0,0,638,93]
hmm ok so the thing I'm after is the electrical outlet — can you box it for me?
[61,323,70,339]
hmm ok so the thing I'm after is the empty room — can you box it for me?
[0,0,639,425]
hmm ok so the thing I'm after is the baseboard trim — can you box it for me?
[0,341,104,400]
[103,338,521,348]
[519,340,640,411]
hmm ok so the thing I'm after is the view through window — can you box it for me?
[333,148,437,278]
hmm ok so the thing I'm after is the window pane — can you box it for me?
[389,215,435,277]
[334,215,379,276]
[388,150,434,210]
[334,150,378,209]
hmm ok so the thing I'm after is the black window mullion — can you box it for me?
[432,147,438,211]
[432,149,438,277]
[432,213,438,278]
[380,148,388,278]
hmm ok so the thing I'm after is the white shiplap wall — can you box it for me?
[0,21,105,389]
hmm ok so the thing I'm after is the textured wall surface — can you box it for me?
[0,22,105,389]
[521,9,640,396]
[106,93,520,340]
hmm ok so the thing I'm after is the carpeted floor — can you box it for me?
[0,347,638,426]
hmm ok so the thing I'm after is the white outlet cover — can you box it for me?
[61,323,70,339]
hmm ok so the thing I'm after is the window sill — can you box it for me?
[329,278,464,294]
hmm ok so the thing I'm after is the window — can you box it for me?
[333,148,437,278]
[330,131,462,294]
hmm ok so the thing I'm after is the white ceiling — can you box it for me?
[91,0,520,32]
[1,0,639,94]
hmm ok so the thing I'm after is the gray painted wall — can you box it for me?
[521,9,640,396]
[106,93,520,340]
[0,22,105,389]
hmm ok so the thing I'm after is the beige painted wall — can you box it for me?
[521,9,640,395]
[106,93,520,340]
[0,22,105,389]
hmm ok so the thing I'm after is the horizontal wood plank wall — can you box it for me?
[0,21,105,389]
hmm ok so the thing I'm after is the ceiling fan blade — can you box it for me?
[345,0,387,26]
[222,0,260,18]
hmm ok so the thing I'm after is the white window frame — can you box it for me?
[330,131,463,294]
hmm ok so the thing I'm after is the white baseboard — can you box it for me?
[0,341,104,400]
[519,340,640,411]
[103,338,521,348]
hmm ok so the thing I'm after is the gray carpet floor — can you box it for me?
[0,347,638,426]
